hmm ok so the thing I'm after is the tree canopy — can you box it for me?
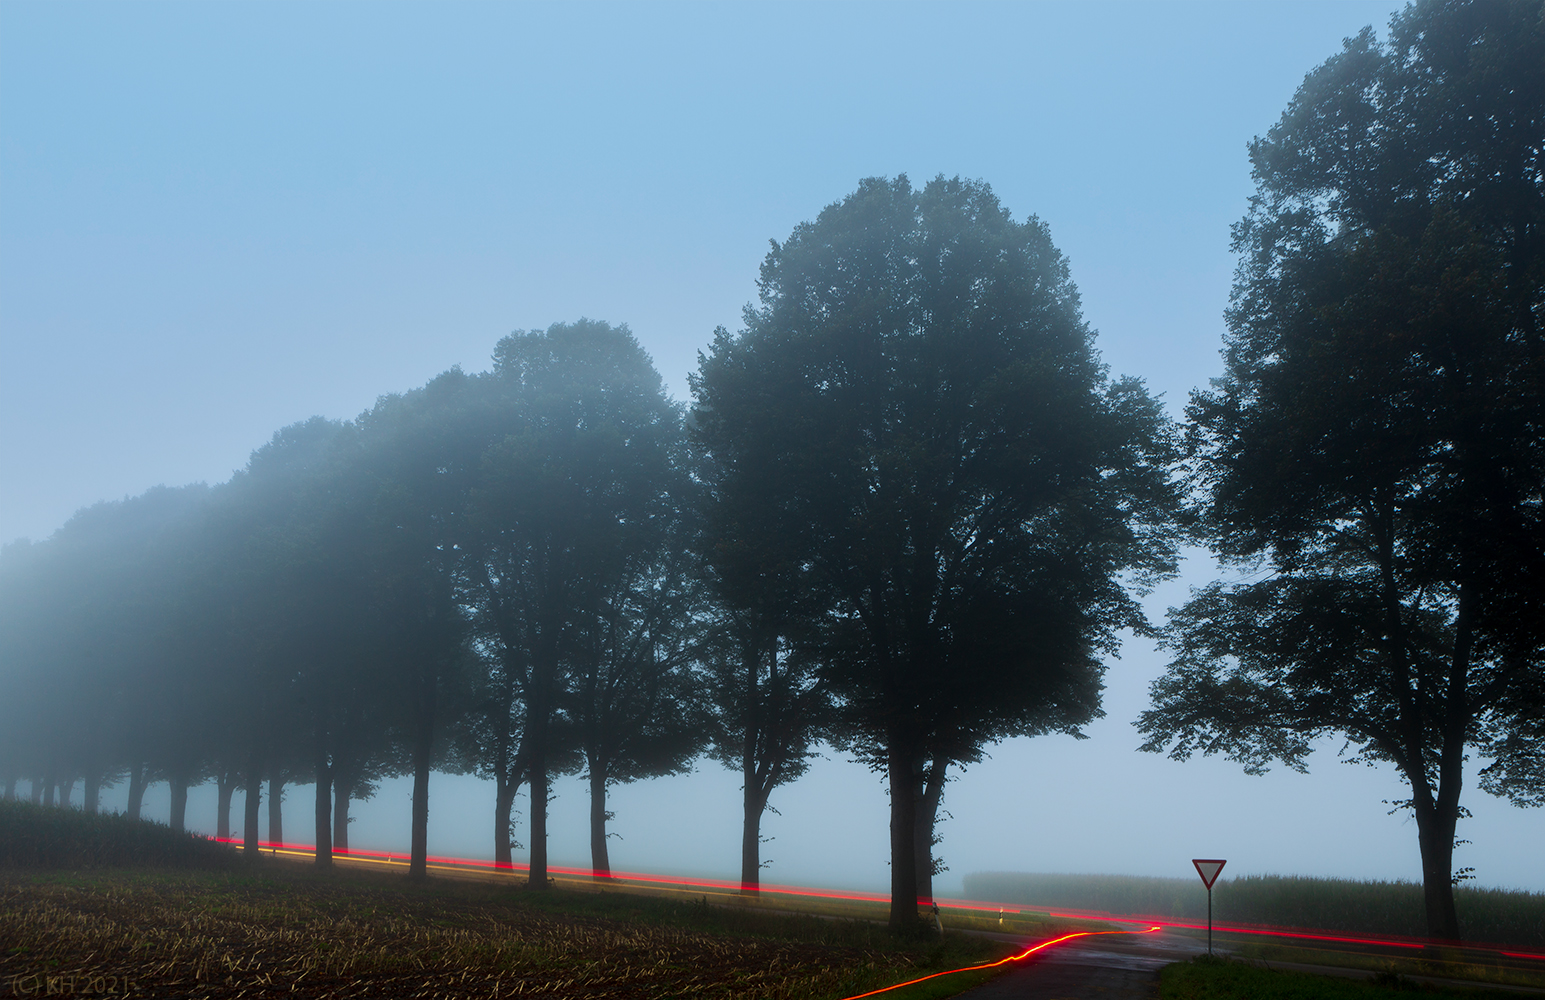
[1138,0,1545,942]
[692,174,1183,927]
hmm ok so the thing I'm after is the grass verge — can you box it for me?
[1160,955,1537,999]
[1219,936,1545,993]
[0,799,237,869]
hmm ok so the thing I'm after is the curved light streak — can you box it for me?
[837,926,1162,1000]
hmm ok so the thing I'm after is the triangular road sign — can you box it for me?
[1192,858,1226,889]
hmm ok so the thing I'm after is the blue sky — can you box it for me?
[4,1,1540,894]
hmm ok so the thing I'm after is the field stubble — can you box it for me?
[0,863,1019,999]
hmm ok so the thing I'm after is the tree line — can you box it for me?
[1,0,1541,940]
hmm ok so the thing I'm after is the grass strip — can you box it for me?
[0,799,237,870]
[1160,955,1536,999]
[1220,937,1545,993]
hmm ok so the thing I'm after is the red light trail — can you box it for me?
[837,926,1162,1000]
[214,837,1545,967]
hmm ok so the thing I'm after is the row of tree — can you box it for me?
[1,0,1541,940]
[0,320,831,891]
[1136,0,1545,942]
[1,171,1180,929]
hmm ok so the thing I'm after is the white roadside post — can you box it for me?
[1191,859,1226,956]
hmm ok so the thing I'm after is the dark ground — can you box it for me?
[954,927,1199,999]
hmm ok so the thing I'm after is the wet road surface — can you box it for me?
[953,926,1206,999]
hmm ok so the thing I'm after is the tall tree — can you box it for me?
[355,372,485,879]
[1137,0,1544,942]
[701,614,830,895]
[568,545,705,880]
[207,430,345,857]
[0,539,54,809]
[450,638,529,868]
[210,417,362,862]
[692,423,835,896]
[11,486,214,832]
[692,175,1182,928]
[329,690,395,854]
[466,319,686,889]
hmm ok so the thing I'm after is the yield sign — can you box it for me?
[1192,859,1226,889]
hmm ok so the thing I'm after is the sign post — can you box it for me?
[1191,859,1226,955]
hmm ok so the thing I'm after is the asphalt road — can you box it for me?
[953,927,1205,999]
[949,925,1545,999]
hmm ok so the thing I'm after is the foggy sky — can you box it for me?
[4,1,1541,893]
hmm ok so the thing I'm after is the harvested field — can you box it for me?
[0,863,1013,999]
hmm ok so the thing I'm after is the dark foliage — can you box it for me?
[1137,0,1545,942]
[693,174,1183,926]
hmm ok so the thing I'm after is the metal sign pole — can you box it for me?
[1191,858,1226,958]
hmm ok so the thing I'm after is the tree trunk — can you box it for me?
[741,783,767,895]
[1411,586,1475,942]
[84,770,102,815]
[588,765,612,881]
[30,777,42,805]
[311,708,333,866]
[526,670,552,890]
[334,776,352,853]
[42,775,55,808]
[1415,800,1461,940]
[1378,504,1465,942]
[409,666,436,880]
[268,773,284,845]
[494,765,519,869]
[60,778,74,808]
[314,752,333,867]
[887,737,920,931]
[491,666,519,870]
[915,753,948,904]
[242,753,262,855]
[169,772,189,833]
[531,735,550,890]
[127,765,147,820]
[528,759,549,889]
[740,638,763,896]
[216,771,234,840]
[3,777,14,801]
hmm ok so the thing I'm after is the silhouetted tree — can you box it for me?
[451,635,530,868]
[466,319,685,888]
[693,175,1182,928]
[701,614,830,895]
[209,418,358,860]
[9,486,214,830]
[568,545,706,880]
[691,423,835,896]
[1137,0,1544,943]
[355,371,486,878]
[0,539,51,809]
[329,688,396,853]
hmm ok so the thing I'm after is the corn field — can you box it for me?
[0,865,1013,1000]
[963,872,1545,949]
